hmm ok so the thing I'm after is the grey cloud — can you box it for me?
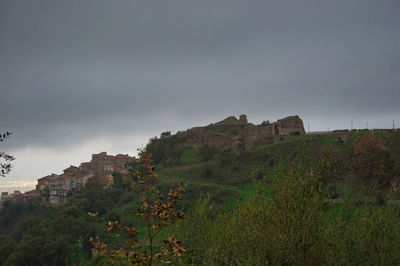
[1,0,399,152]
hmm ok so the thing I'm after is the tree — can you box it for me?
[0,131,15,176]
[0,235,17,264]
[90,150,186,265]
[353,133,390,188]
[160,131,171,139]
[266,151,329,265]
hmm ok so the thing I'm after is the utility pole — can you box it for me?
[366,121,368,129]
[308,123,310,132]
[393,120,395,130]
[351,120,353,130]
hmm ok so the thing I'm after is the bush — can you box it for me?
[353,133,391,188]
[176,150,331,265]
[376,194,386,206]
[199,145,218,161]
[265,151,328,265]
[328,184,339,199]
[0,235,16,264]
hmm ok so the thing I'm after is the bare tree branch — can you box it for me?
[0,131,15,177]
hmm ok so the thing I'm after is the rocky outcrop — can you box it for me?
[175,114,305,153]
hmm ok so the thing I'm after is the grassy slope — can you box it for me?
[154,129,400,207]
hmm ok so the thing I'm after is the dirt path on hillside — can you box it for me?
[157,161,217,172]
[158,174,256,195]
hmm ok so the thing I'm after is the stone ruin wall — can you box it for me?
[176,114,305,153]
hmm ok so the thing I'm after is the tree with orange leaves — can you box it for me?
[90,150,185,265]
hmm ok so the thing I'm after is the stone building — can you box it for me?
[36,152,136,205]
[48,173,93,204]
[36,174,57,191]
[20,190,38,202]
[0,190,25,203]
[79,162,93,175]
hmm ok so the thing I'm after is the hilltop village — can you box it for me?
[0,152,136,206]
[35,152,136,204]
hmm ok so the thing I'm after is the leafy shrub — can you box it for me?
[175,150,331,265]
[199,145,218,161]
[328,184,339,199]
[353,133,391,188]
[376,194,386,206]
[90,151,186,265]
[178,147,201,164]
[0,235,16,264]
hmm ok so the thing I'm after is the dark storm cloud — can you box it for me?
[1,0,400,150]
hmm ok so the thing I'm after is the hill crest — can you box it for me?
[161,114,305,153]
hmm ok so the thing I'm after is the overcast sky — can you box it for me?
[1,0,399,189]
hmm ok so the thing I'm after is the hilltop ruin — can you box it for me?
[172,114,305,152]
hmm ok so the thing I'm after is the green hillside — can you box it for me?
[1,129,400,265]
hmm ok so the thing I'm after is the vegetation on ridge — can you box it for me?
[1,129,400,264]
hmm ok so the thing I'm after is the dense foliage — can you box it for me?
[353,133,391,188]
[1,129,400,265]
[173,149,400,265]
